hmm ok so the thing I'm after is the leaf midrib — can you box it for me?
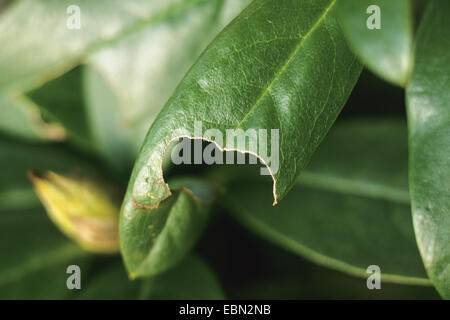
[235,0,337,129]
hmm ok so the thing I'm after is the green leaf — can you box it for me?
[19,1,252,168]
[224,119,430,285]
[120,177,214,278]
[122,0,361,220]
[86,0,252,137]
[27,67,94,150]
[1,203,223,299]
[297,119,410,205]
[83,66,137,171]
[83,0,252,164]
[78,255,224,299]
[0,0,209,93]
[0,92,65,142]
[228,235,439,299]
[0,206,90,299]
[337,0,413,86]
[406,0,450,298]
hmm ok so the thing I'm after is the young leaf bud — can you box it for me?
[29,171,121,253]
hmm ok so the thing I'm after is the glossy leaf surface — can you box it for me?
[122,0,361,216]
[406,0,450,298]
[337,0,413,86]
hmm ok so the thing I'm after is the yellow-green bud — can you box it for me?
[29,171,121,254]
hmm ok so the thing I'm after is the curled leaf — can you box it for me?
[120,177,214,278]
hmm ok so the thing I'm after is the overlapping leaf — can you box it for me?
[86,0,253,148]
[120,0,361,279]
[121,177,214,278]
[337,0,413,86]
[82,0,252,164]
[122,0,361,210]
[19,0,252,166]
[225,119,430,285]
[0,0,199,93]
